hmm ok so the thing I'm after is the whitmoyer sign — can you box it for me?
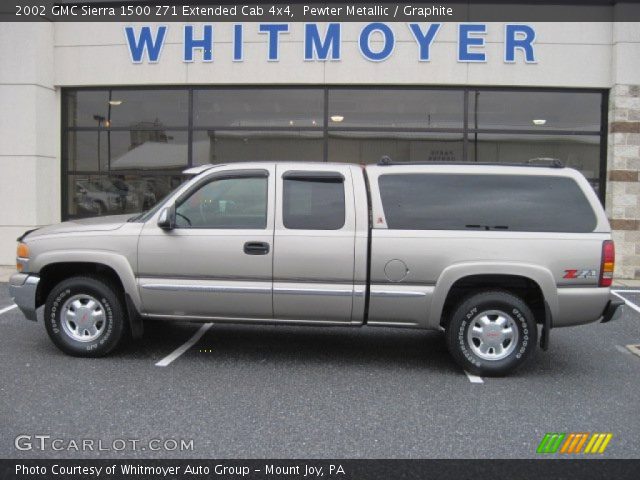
[124,23,537,64]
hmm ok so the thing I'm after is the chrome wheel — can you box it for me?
[60,294,106,342]
[466,309,519,361]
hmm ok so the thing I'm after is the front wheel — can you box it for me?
[445,290,537,377]
[44,275,126,357]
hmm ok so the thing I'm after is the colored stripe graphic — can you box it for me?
[538,433,613,454]
[537,433,566,453]
[584,433,613,454]
[560,433,589,453]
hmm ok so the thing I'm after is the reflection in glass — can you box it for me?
[329,89,464,129]
[192,131,324,165]
[193,89,324,128]
[65,90,110,128]
[66,131,109,171]
[469,90,602,131]
[106,90,188,128]
[66,90,188,128]
[109,131,188,170]
[68,174,186,218]
[328,132,464,164]
[470,134,600,187]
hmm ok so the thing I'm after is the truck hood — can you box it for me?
[24,214,134,239]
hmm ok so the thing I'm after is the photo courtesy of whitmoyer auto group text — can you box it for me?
[2,0,640,478]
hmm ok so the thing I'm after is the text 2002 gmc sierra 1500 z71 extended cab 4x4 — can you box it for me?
[10,160,624,376]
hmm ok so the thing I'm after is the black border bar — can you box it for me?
[3,1,640,22]
[5,459,640,480]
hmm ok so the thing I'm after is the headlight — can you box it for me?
[16,243,29,272]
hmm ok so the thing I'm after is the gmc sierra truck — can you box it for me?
[9,160,624,376]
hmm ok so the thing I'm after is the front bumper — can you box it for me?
[601,295,624,323]
[8,273,40,321]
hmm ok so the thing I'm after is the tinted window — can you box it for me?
[194,89,324,128]
[378,174,597,233]
[469,90,601,131]
[283,177,345,230]
[68,174,184,218]
[176,176,267,229]
[328,131,463,164]
[329,89,464,129]
[192,130,323,165]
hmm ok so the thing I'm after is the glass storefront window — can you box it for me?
[108,131,188,171]
[66,90,110,128]
[66,130,188,172]
[66,131,109,171]
[62,87,607,219]
[328,132,464,164]
[66,90,188,129]
[328,89,464,129]
[469,133,601,190]
[192,130,324,165]
[193,89,324,128]
[468,90,602,131]
[67,174,185,218]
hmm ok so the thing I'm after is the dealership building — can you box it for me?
[0,19,639,278]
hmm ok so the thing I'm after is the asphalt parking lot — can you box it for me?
[0,283,639,459]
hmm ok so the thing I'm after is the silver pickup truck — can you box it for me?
[9,161,623,376]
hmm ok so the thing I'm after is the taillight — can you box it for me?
[599,240,615,287]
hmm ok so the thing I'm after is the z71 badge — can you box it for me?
[563,269,597,279]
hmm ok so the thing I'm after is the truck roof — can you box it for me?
[184,160,581,179]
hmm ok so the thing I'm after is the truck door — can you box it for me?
[273,164,357,323]
[137,166,275,320]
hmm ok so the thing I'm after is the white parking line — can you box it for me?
[464,370,484,384]
[155,323,213,367]
[611,291,640,315]
[615,345,632,355]
[0,304,17,316]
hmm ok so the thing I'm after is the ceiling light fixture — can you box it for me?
[532,119,547,126]
[109,100,123,106]
[330,115,344,123]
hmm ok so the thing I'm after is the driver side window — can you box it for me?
[175,176,268,229]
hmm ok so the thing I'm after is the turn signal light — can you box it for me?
[599,240,615,287]
[17,243,29,259]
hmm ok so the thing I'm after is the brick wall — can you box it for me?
[607,84,640,279]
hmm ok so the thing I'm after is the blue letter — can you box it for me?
[304,23,341,61]
[408,23,441,61]
[233,24,243,61]
[258,24,289,61]
[183,25,213,62]
[505,24,536,63]
[124,25,167,63]
[458,24,486,62]
[359,23,394,62]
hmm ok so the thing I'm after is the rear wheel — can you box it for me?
[44,276,125,357]
[445,290,537,376]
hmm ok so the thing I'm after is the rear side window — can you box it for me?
[378,173,597,233]
[283,175,345,230]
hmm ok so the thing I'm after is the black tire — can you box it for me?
[445,290,538,377]
[44,275,126,357]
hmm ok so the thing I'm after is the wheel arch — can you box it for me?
[430,263,557,329]
[33,252,143,337]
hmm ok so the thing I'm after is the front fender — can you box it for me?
[31,250,142,313]
[428,262,557,329]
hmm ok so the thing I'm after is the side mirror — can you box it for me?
[157,204,176,230]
